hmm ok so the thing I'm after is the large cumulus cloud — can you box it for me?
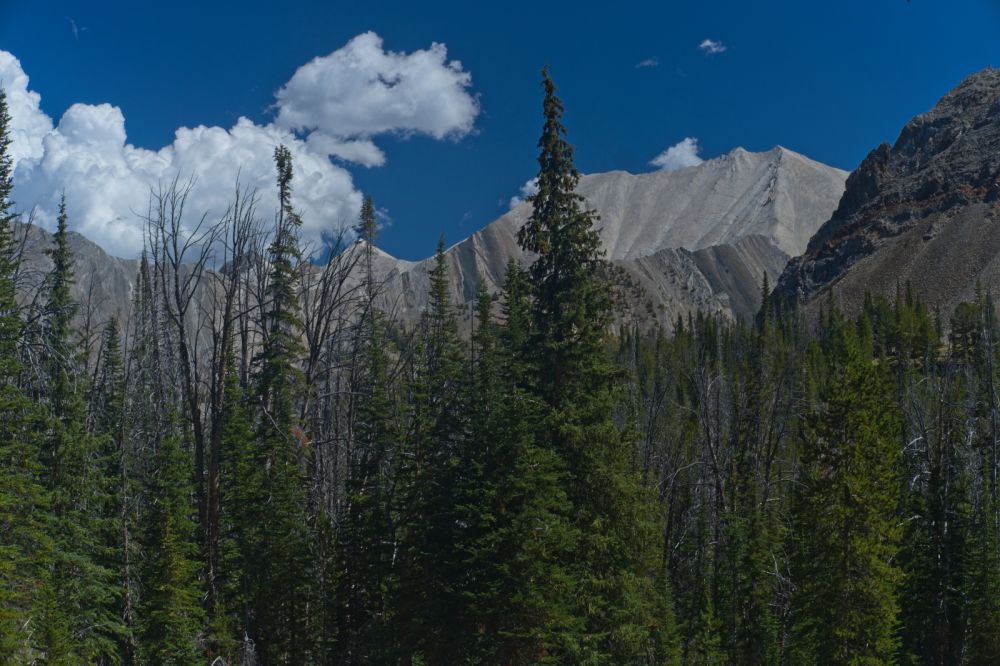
[275,32,478,167]
[0,50,53,167]
[0,33,478,257]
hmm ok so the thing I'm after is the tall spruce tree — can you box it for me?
[458,260,577,663]
[36,197,123,662]
[391,237,471,663]
[92,317,141,663]
[718,309,782,665]
[0,84,51,662]
[965,488,1000,664]
[332,195,397,664]
[139,429,206,664]
[450,278,511,663]
[789,317,902,665]
[216,344,256,664]
[515,68,679,663]
[244,145,314,663]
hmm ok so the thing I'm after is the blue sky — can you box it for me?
[2,0,1000,259]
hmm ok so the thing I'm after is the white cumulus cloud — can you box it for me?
[698,39,726,55]
[275,31,478,167]
[0,51,53,168]
[508,177,539,209]
[650,137,703,172]
[0,32,479,257]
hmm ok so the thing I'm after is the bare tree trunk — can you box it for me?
[146,176,222,550]
[205,181,260,603]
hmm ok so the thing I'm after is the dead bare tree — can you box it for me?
[145,175,224,540]
[203,179,262,604]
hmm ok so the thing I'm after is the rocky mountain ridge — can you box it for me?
[776,67,1000,316]
[366,146,847,325]
[18,145,849,331]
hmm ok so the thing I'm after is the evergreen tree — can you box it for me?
[718,312,782,665]
[964,488,1000,664]
[333,196,397,664]
[92,317,125,436]
[449,278,507,663]
[36,197,123,662]
[515,68,679,663]
[122,250,171,666]
[790,318,902,665]
[92,317,141,664]
[392,237,471,663]
[0,81,50,666]
[685,580,726,666]
[139,430,206,664]
[216,345,256,664]
[457,260,578,663]
[356,194,378,296]
[244,145,314,663]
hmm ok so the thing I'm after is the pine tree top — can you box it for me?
[517,68,597,260]
[0,88,13,225]
[357,195,378,244]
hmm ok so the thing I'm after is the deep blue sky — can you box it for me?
[3,0,1000,259]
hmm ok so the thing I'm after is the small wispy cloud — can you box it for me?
[65,17,86,40]
[375,206,393,230]
[509,177,539,209]
[698,38,726,55]
[650,137,703,172]
[635,58,659,69]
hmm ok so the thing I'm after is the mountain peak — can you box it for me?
[709,145,843,176]
[777,67,1000,314]
[599,145,847,258]
[891,67,1000,167]
[397,149,848,321]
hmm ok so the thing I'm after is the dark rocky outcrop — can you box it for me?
[777,67,1000,315]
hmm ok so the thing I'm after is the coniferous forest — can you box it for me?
[1,69,1000,666]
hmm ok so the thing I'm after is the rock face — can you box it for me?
[776,67,1000,316]
[17,146,848,332]
[17,224,139,326]
[370,146,847,326]
[622,235,791,324]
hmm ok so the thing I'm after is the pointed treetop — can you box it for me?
[537,67,578,187]
[429,234,449,311]
[357,195,378,245]
[275,145,293,199]
[517,67,596,261]
[273,144,301,230]
[0,87,17,264]
[44,194,77,340]
[49,194,72,259]
[0,87,13,219]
